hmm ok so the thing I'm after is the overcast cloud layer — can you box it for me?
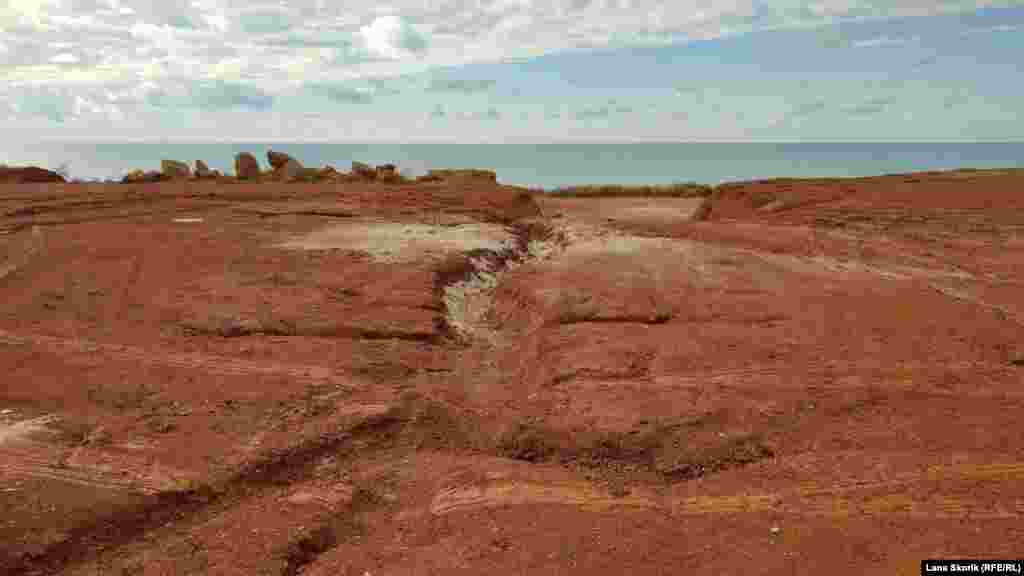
[1,0,1023,141]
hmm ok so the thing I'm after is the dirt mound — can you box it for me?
[0,166,66,184]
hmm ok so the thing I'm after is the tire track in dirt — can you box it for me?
[926,282,1024,327]
[0,455,171,495]
[0,420,197,496]
[5,402,400,576]
[0,327,357,389]
[429,461,1024,520]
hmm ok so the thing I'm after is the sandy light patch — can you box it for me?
[275,221,516,264]
[538,197,706,225]
[0,414,60,446]
[616,197,707,222]
[430,479,663,516]
[542,221,736,288]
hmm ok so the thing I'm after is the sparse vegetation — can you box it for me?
[543,181,713,198]
[496,416,775,483]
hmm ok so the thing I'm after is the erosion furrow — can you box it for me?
[6,403,401,576]
[435,220,559,344]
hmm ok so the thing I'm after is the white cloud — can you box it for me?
[2,0,1022,138]
[49,52,80,63]
[358,15,428,60]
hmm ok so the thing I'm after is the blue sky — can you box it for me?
[1,1,1022,142]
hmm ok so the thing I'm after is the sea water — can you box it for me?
[6,142,1023,189]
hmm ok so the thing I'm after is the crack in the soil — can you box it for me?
[280,523,342,576]
[433,220,557,344]
[276,485,386,576]
[555,313,674,326]
[4,385,781,574]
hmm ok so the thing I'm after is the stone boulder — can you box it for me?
[161,159,191,180]
[279,158,305,182]
[194,160,214,179]
[267,150,295,170]
[352,161,376,180]
[122,169,163,183]
[375,163,401,183]
[235,153,260,180]
[0,166,66,183]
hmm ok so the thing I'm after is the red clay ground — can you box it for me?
[0,168,1022,575]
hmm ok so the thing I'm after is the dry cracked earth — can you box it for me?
[1,169,1023,575]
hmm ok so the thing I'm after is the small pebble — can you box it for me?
[770,526,781,534]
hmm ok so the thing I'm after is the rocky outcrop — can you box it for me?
[0,166,66,183]
[235,153,260,180]
[352,161,376,180]
[122,169,163,183]
[279,158,305,182]
[267,150,295,171]
[161,160,191,180]
[194,160,214,179]
[375,164,401,183]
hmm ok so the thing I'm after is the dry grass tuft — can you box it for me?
[496,417,774,483]
[544,182,712,199]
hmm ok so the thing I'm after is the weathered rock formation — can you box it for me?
[278,158,305,182]
[267,150,295,170]
[122,169,163,183]
[235,153,260,180]
[161,160,191,180]
[194,160,214,179]
[375,164,401,182]
[0,166,66,183]
[352,161,376,180]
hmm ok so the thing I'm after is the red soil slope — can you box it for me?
[0,169,1022,575]
[0,166,65,184]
